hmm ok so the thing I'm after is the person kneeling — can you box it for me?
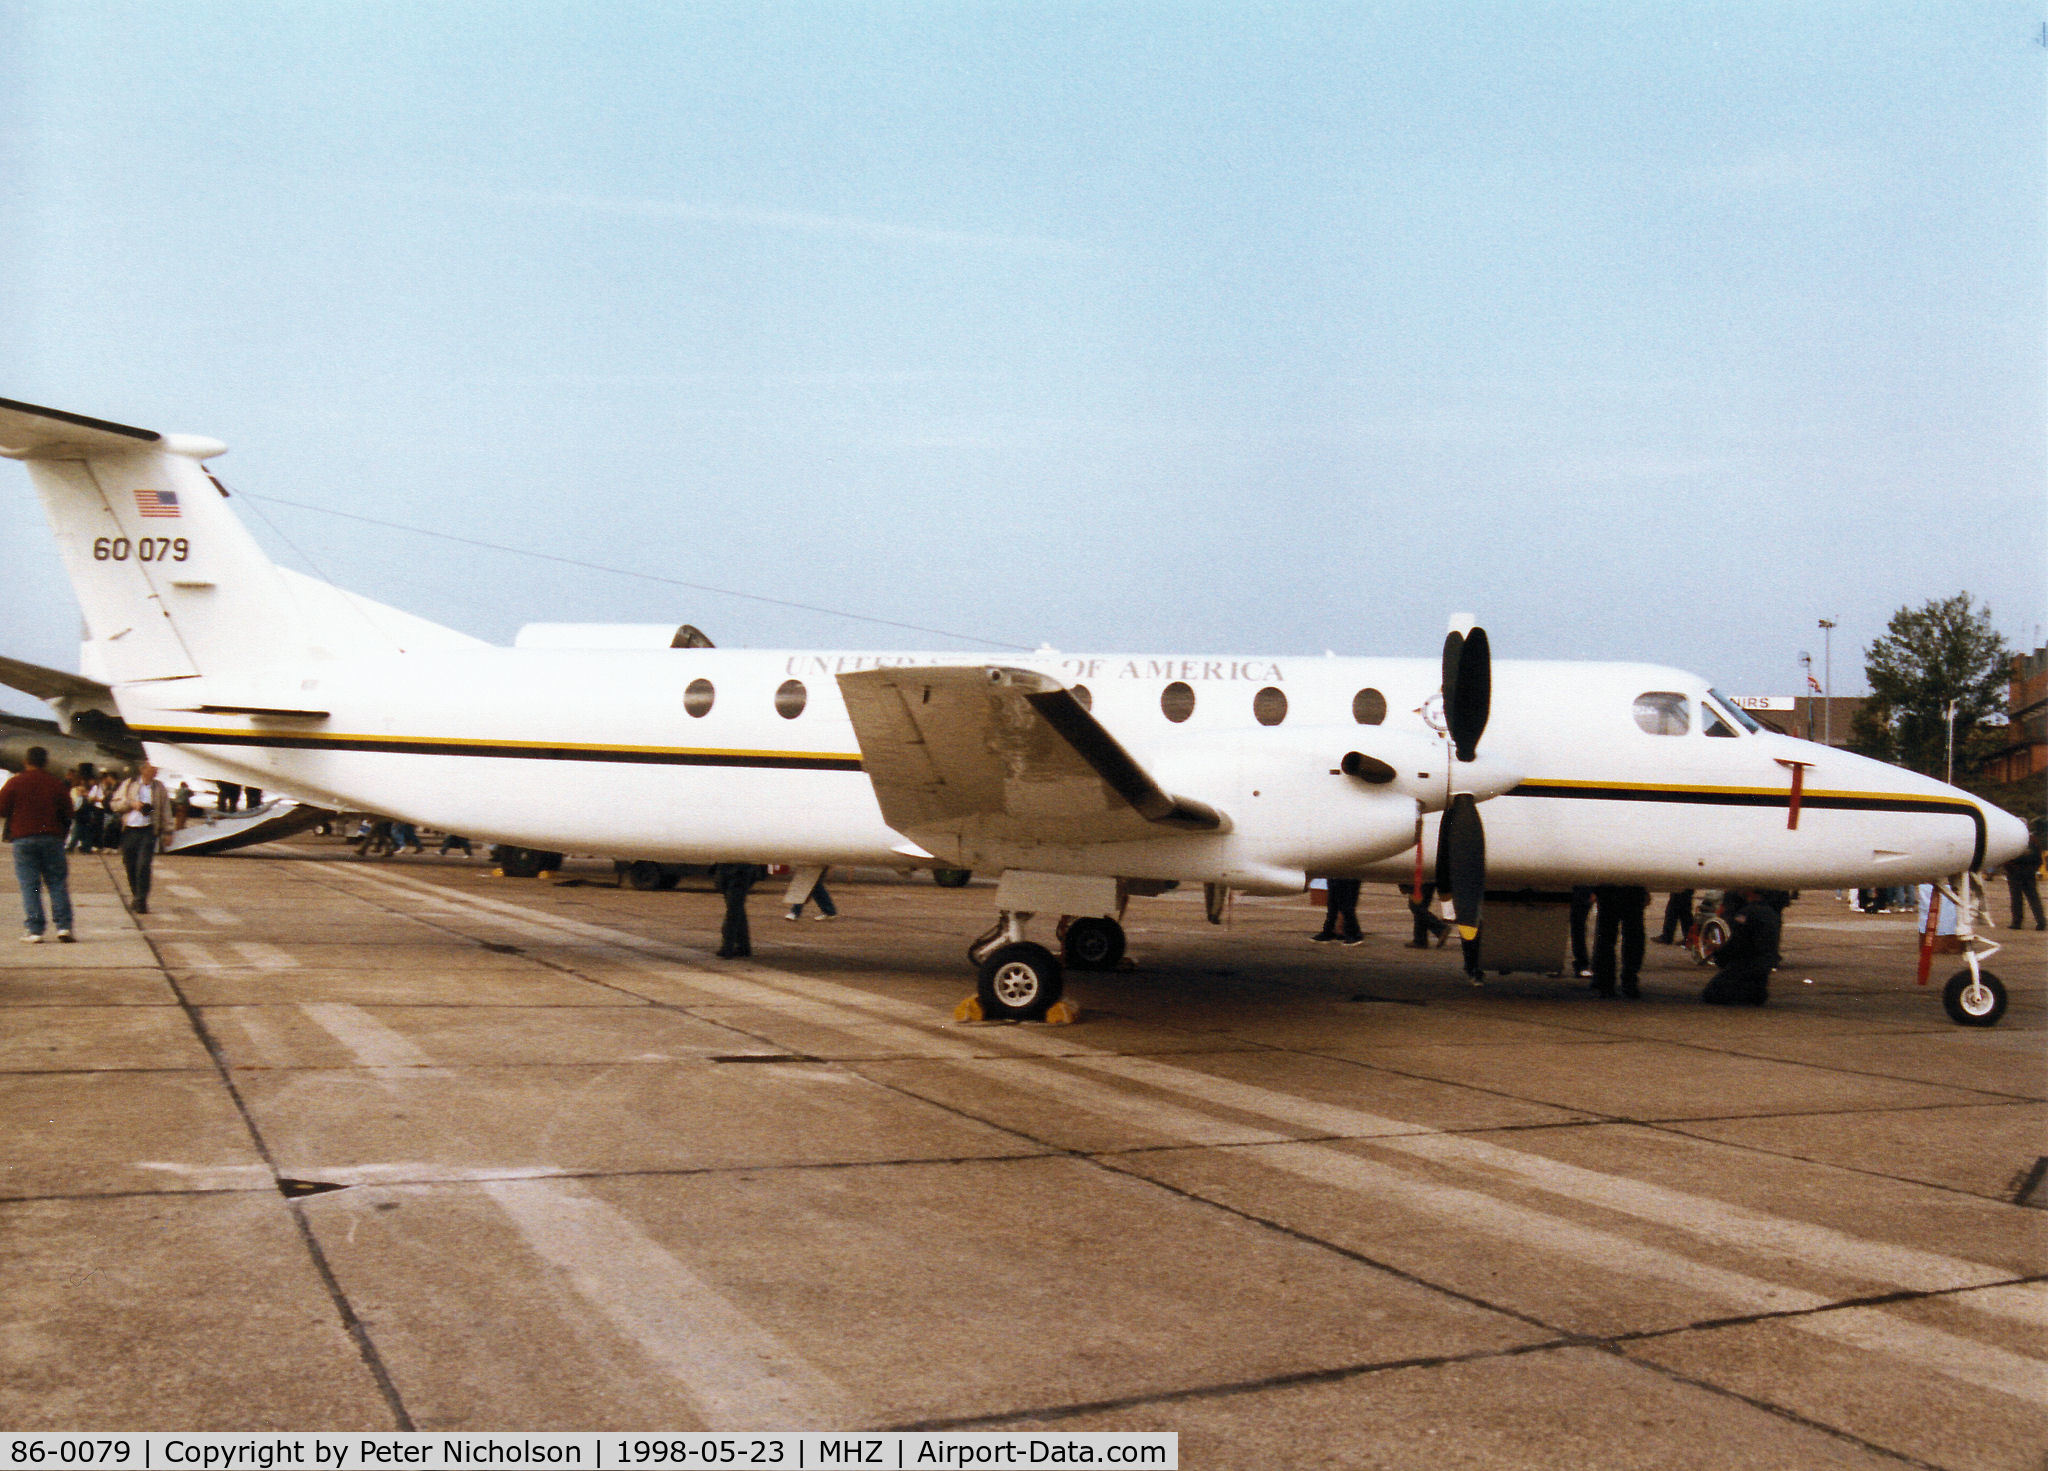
[1702,889,1780,1006]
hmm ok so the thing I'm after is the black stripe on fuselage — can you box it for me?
[1507,782,1988,871]
[130,727,865,773]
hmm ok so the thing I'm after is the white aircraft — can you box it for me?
[1,397,2028,1025]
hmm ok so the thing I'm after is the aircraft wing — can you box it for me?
[0,652,114,706]
[837,665,1226,852]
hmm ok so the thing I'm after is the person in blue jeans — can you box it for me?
[1,746,77,943]
[785,869,838,921]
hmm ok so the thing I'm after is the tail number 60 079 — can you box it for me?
[93,537,189,562]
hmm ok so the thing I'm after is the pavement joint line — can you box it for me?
[885,1334,1591,1431]
[1584,1345,1949,1471]
[895,1326,1947,1470]
[947,1136,1966,1469]
[295,860,2048,1416]
[0,1184,284,1205]
[113,872,420,1432]
[346,861,2043,1279]
[1600,1271,2048,1345]
[1592,1028,2047,1106]
[1278,1035,2041,1143]
[250,1149,1078,1195]
[1637,1107,2048,1209]
[857,1041,2048,1397]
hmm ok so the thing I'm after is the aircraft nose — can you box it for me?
[1980,800,2031,869]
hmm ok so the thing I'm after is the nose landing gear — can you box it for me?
[1925,871,2008,1027]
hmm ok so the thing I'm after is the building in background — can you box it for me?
[1730,695,1869,746]
[1983,646,2047,789]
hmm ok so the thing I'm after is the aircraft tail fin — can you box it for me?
[1,397,483,685]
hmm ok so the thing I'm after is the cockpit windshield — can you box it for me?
[1706,690,1761,734]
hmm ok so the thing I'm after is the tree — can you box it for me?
[1849,592,2011,780]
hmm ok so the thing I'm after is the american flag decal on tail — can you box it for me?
[134,488,180,518]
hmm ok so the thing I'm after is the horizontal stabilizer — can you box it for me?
[0,397,160,460]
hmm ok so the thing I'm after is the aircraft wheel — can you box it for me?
[1942,969,2007,1027]
[625,861,669,892]
[931,867,973,888]
[1061,917,1126,971]
[496,846,545,878]
[976,942,1064,1021]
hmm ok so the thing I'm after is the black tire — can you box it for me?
[1942,969,2007,1027]
[976,942,1064,1021]
[535,851,565,874]
[626,861,669,892]
[931,867,973,889]
[496,846,545,878]
[1061,916,1126,971]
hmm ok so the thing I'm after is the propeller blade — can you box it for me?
[1434,793,1486,943]
[1441,629,1464,739]
[1445,626,1491,762]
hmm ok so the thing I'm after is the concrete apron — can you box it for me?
[0,845,2040,1468]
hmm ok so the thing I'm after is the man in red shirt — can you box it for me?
[0,746,76,943]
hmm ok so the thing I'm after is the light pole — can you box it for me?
[1818,619,1836,746]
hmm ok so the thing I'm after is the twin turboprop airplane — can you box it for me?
[1,396,2029,1024]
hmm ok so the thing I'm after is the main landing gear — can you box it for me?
[960,911,1129,1020]
[960,873,1131,1022]
[967,914,1066,1021]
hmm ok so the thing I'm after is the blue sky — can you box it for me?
[3,2,2042,720]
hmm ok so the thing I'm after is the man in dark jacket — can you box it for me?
[1702,889,1780,1006]
[0,746,76,943]
[2005,825,2044,932]
[710,862,766,958]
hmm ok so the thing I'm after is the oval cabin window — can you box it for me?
[775,679,808,719]
[684,678,715,718]
[1352,688,1387,725]
[1253,686,1288,726]
[1160,681,1196,723]
[1632,691,1690,736]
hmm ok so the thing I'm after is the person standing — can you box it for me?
[785,868,839,922]
[1590,885,1650,998]
[1312,877,1364,944]
[216,780,241,814]
[1404,881,1450,948]
[111,763,174,914]
[2005,825,2045,932]
[66,768,97,852]
[87,772,114,850]
[1,746,76,943]
[1568,886,1594,977]
[1654,889,1693,945]
[711,862,765,958]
